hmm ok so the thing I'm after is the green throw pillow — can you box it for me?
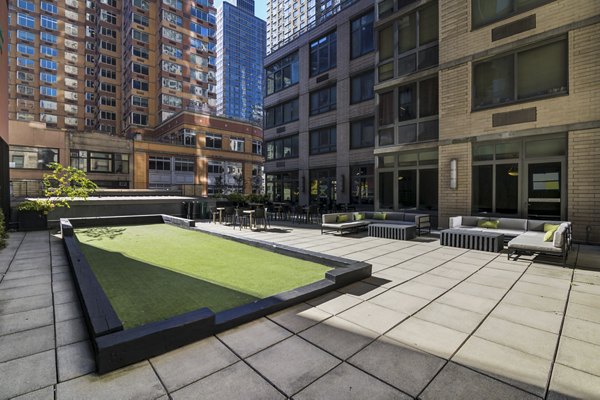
[477,220,499,229]
[373,212,387,220]
[337,215,349,223]
[544,225,559,242]
[544,223,560,232]
[354,213,364,221]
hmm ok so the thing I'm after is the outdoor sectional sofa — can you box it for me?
[449,216,572,265]
[322,211,431,236]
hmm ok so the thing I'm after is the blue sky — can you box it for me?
[213,0,267,21]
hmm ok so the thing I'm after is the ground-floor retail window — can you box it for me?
[310,168,337,205]
[207,160,243,195]
[351,165,374,205]
[472,135,566,219]
[266,172,299,203]
[378,149,438,211]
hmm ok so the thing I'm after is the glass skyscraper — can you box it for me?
[216,0,266,124]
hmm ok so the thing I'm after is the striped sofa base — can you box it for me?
[440,229,504,252]
[368,224,416,240]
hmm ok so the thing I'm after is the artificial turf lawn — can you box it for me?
[75,224,331,328]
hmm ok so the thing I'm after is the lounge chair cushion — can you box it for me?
[544,225,559,242]
[373,212,386,220]
[478,220,499,229]
[337,215,349,223]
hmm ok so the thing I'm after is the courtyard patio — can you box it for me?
[1,223,599,399]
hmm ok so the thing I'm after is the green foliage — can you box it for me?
[0,208,7,249]
[226,192,246,205]
[17,162,98,215]
[245,193,268,204]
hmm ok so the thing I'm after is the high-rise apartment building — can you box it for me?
[7,0,218,137]
[263,0,375,205]
[373,0,600,242]
[216,0,265,123]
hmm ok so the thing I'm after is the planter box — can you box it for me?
[18,211,48,231]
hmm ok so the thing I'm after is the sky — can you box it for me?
[213,0,268,21]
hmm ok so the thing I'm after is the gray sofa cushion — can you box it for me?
[498,218,527,231]
[508,231,562,253]
[462,216,488,226]
[527,220,565,232]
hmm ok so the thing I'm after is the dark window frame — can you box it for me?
[350,70,375,104]
[266,134,299,161]
[351,9,374,60]
[350,117,375,149]
[309,126,337,155]
[472,0,554,29]
[309,85,337,116]
[310,31,337,77]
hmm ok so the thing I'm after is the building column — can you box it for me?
[438,142,472,229]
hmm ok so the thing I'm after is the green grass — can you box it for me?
[75,224,331,328]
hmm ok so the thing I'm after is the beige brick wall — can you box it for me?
[438,143,472,229]
[568,129,600,244]
[440,22,600,141]
[440,0,600,63]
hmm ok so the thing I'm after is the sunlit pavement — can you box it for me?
[1,223,599,399]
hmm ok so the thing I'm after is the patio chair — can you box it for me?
[223,207,235,225]
[209,207,220,224]
[291,205,307,224]
[232,208,250,230]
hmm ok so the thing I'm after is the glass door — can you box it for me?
[526,161,562,220]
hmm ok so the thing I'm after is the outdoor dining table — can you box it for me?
[216,207,225,224]
[243,209,256,229]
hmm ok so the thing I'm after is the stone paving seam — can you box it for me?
[212,338,290,399]
[416,256,536,399]
[0,233,26,286]
[46,231,62,400]
[148,357,175,399]
[543,266,576,400]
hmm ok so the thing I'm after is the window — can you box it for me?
[162,44,182,58]
[17,30,35,42]
[162,0,182,10]
[100,10,117,24]
[265,98,299,129]
[132,80,149,91]
[18,0,35,11]
[132,63,149,76]
[310,85,337,115]
[132,46,149,59]
[132,96,148,107]
[266,135,299,160]
[252,140,262,155]
[100,96,116,106]
[17,58,35,68]
[351,71,374,104]
[17,44,34,55]
[133,13,149,26]
[41,32,57,43]
[132,29,149,43]
[149,156,171,171]
[100,26,117,38]
[396,1,439,77]
[65,52,78,63]
[310,31,337,76]
[174,158,194,172]
[131,113,148,126]
[17,84,34,96]
[65,78,78,88]
[350,118,375,149]
[162,61,182,75]
[64,9,79,20]
[351,165,374,205]
[64,104,78,113]
[100,82,117,93]
[230,138,245,152]
[65,117,78,127]
[205,134,222,149]
[40,86,57,97]
[65,65,78,75]
[162,10,182,25]
[266,52,299,95]
[310,127,336,155]
[16,113,35,121]
[161,94,182,107]
[100,54,117,65]
[190,22,214,37]
[40,15,58,30]
[17,71,34,82]
[65,91,78,101]
[9,146,58,169]
[473,38,567,109]
[40,72,57,84]
[17,13,34,28]
[395,150,439,210]
[39,100,56,110]
[17,100,36,110]
[133,0,149,10]
[89,152,113,172]
[100,0,117,7]
[162,27,182,42]
[100,40,117,52]
[351,10,374,59]
[40,1,57,13]
[100,111,116,120]
[472,0,551,28]
[162,78,182,91]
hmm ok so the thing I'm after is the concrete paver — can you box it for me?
[299,316,378,360]
[420,362,540,400]
[349,337,445,397]
[217,317,292,358]
[170,361,285,400]
[150,336,239,392]
[0,350,56,400]
[1,226,600,399]
[246,336,340,396]
[294,362,411,400]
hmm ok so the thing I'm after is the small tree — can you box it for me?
[18,162,98,214]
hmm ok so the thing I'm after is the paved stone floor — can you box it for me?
[1,223,599,400]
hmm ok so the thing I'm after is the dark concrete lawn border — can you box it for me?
[60,215,371,374]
